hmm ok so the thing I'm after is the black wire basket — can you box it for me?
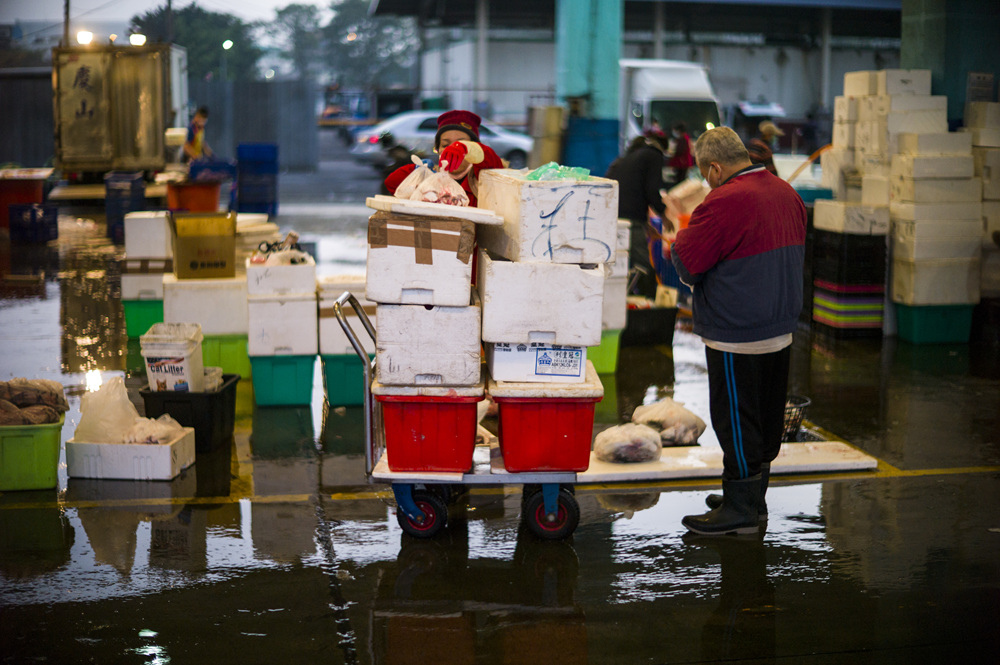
[782,395,812,442]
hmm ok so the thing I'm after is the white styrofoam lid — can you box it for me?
[372,367,486,397]
[247,292,317,302]
[366,195,503,226]
[488,361,603,399]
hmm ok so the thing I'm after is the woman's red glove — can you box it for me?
[438,140,485,173]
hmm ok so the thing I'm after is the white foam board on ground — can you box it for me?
[861,175,890,206]
[843,71,876,96]
[245,257,316,295]
[124,211,172,258]
[890,177,982,204]
[66,427,196,480]
[121,259,171,299]
[163,274,248,335]
[365,194,503,225]
[477,169,619,264]
[875,69,931,96]
[247,292,318,356]
[891,257,981,305]
[485,342,588,383]
[813,200,889,235]
[602,275,628,330]
[890,154,975,180]
[478,248,605,346]
[984,201,1000,248]
[833,96,858,124]
[897,132,972,156]
[375,292,481,386]
[890,201,982,221]
[965,102,1000,129]
[973,148,1000,200]
[960,126,1000,148]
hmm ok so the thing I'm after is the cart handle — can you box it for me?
[333,291,380,475]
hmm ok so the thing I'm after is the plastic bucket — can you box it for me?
[140,322,205,392]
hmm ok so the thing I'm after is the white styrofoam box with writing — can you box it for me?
[820,149,854,189]
[246,257,317,295]
[833,96,858,124]
[891,218,982,240]
[897,132,972,156]
[478,248,604,346]
[248,292,318,356]
[844,71,876,97]
[891,257,981,305]
[982,248,1000,297]
[891,222,982,261]
[883,111,949,135]
[124,211,173,258]
[317,275,376,356]
[890,154,975,180]
[485,342,587,384]
[607,249,629,278]
[813,200,889,235]
[965,102,1000,129]
[890,177,982,204]
[163,274,248,335]
[861,175,890,206]
[854,151,889,177]
[375,293,481,386]
[854,121,894,156]
[616,220,630,250]
[984,201,1000,248]
[875,69,932,96]
[476,169,618,264]
[365,211,475,307]
[832,123,855,149]
[890,201,982,221]
[602,275,627,330]
[973,148,1000,200]
[860,94,946,120]
[121,258,172,299]
[66,427,195,480]
[960,127,1000,148]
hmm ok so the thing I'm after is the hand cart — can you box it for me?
[333,291,591,540]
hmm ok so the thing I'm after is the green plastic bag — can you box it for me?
[525,162,591,181]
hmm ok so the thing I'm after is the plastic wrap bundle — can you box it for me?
[631,397,707,446]
[593,423,662,463]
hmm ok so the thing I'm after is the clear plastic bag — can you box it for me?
[411,170,470,206]
[631,397,707,446]
[395,155,434,199]
[124,414,186,444]
[74,376,141,443]
[593,423,662,463]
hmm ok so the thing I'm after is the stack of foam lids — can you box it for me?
[364,195,502,387]
[475,169,619,383]
[235,212,282,271]
[122,211,173,301]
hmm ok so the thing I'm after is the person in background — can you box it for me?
[183,106,213,162]
[606,129,673,299]
[383,109,505,207]
[666,121,694,188]
[670,126,806,536]
[746,120,783,175]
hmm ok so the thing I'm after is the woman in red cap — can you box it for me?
[384,109,506,207]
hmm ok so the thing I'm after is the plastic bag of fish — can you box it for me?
[632,397,706,446]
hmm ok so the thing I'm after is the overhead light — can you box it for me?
[130,33,147,46]
[77,31,93,45]
[222,39,233,50]
[109,34,118,43]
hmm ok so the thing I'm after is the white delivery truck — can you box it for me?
[619,59,722,149]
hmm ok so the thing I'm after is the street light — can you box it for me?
[77,30,93,45]
[222,39,233,50]
[129,33,147,46]
[221,40,233,81]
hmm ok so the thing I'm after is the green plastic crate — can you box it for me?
[895,303,974,344]
[321,354,368,407]
[203,334,252,378]
[250,355,316,406]
[0,416,64,491]
[588,329,622,374]
[122,299,164,339]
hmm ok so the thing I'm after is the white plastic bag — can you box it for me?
[395,155,433,199]
[593,423,662,463]
[124,414,185,444]
[74,377,141,443]
[631,397,707,446]
[411,170,470,206]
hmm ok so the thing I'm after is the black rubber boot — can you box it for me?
[683,475,762,536]
[705,463,770,521]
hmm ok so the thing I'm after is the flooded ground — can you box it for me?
[1,133,999,663]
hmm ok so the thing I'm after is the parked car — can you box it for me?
[349,110,534,170]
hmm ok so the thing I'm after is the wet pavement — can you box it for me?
[2,132,999,663]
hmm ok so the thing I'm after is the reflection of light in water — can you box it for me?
[85,370,103,392]
[132,645,169,664]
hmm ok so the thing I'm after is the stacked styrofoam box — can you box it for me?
[824,95,858,198]
[602,220,630,331]
[966,102,1000,297]
[477,169,616,383]
[247,259,317,356]
[122,211,173,336]
[163,274,249,335]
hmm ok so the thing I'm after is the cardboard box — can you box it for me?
[960,127,1000,148]
[66,427,196,480]
[890,201,982,221]
[972,148,1000,200]
[833,96,858,124]
[890,155,975,180]
[965,101,1000,129]
[163,274,248,335]
[246,257,316,295]
[813,200,889,235]
[365,210,475,307]
[247,292,318,356]
[833,123,855,149]
[171,212,236,279]
[121,258,171,300]
[317,274,376,356]
[375,292,482,386]
[861,175,890,206]
[897,132,972,156]
[891,257,981,305]
[890,177,982,204]
[875,69,932,96]
[602,275,628,330]
[477,169,619,264]
[485,342,587,383]
[844,71,876,97]
[478,248,605,346]
[124,211,172,258]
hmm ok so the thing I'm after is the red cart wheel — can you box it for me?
[397,490,447,538]
[523,488,580,540]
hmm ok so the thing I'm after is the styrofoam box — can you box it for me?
[813,200,889,235]
[365,213,474,307]
[855,151,889,177]
[983,248,1000,297]
[602,275,627,330]
[898,132,972,156]
[875,69,931,96]
[248,292,318,356]
[607,249,629,278]
[478,248,604,346]
[890,154,975,180]
[163,274,248,335]
[973,148,1000,200]
[960,127,1000,148]
[616,220,630,250]
[891,257,981,305]
[892,218,983,240]
[121,258,171,299]
[890,177,982,204]
[844,71,876,97]
[860,94,946,120]
[66,427,195,480]
[891,232,982,261]
[124,211,173,258]
[484,342,587,384]
[375,292,481,386]
[477,169,619,264]
[854,122,895,157]
[317,274,376,356]
[246,257,316,295]
[833,96,858,124]
[861,175,890,206]
[984,201,1000,248]
[832,123,855,149]
[965,102,1000,129]
[890,201,982,221]
[820,149,854,189]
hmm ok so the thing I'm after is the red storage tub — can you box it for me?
[167,181,221,212]
[489,361,603,473]
[0,170,48,230]
[373,377,485,473]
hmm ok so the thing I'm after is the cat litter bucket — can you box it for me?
[140,323,205,392]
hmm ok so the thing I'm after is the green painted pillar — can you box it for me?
[901,0,1000,123]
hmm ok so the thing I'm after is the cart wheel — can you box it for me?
[397,490,447,538]
[523,488,580,540]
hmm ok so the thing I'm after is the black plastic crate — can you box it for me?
[620,306,678,347]
[812,229,887,284]
[237,173,278,201]
[8,203,58,243]
[140,374,240,452]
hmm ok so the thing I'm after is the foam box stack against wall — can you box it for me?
[965,101,1000,298]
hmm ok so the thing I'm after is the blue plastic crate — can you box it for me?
[237,173,277,201]
[104,172,146,244]
[237,143,278,164]
[236,200,278,216]
[8,203,58,243]
[190,160,237,182]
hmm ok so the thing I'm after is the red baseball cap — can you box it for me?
[435,110,481,147]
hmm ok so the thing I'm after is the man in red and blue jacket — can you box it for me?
[670,126,806,536]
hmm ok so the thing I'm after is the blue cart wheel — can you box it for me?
[523,488,579,540]
[397,490,447,538]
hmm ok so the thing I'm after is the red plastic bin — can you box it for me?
[489,360,603,473]
[373,379,485,473]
